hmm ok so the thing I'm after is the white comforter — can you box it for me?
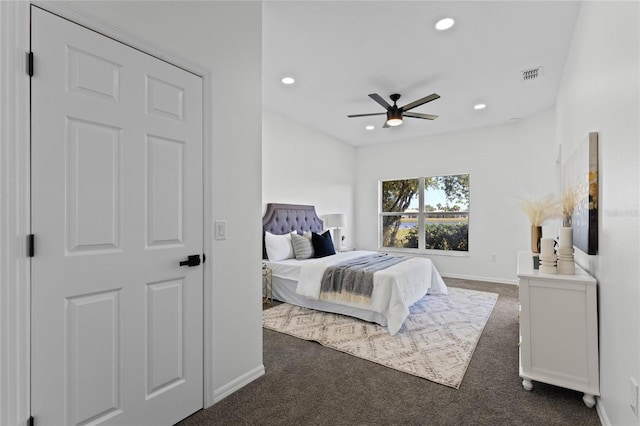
[295,251,448,335]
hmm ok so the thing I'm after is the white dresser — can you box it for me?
[517,251,599,407]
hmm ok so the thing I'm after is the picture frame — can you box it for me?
[562,132,598,255]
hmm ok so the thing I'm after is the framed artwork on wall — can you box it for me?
[563,132,598,255]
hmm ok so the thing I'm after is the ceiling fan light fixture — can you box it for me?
[435,18,455,31]
[386,109,403,126]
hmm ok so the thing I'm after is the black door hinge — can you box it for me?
[27,415,34,426]
[203,253,206,263]
[26,52,34,77]
[27,234,34,257]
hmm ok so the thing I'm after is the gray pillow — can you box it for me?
[291,232,314,260]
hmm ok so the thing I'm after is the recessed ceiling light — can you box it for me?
[474,103,486,110]
[365,125,375,131]
[281,76,295,85]
[435,18,455,31]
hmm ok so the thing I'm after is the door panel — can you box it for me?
[146,135,184,247]
[31,7,203,425]
[66,118,122,254]
[68,46,121,102]
[146,76,185,120]
[145,279,185,398]
[66,290,122,425]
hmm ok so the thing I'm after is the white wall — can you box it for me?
[556,2,639,424]
[355,109,559,284]
[262,109,356,245]
[67,0,264,404]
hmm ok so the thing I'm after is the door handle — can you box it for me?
[179,254,201,267]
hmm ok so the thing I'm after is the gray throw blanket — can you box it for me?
[320,254,408,305]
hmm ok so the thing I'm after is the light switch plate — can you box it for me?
[215,220,227,240]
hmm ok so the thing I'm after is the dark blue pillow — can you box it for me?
[311,231,336,258]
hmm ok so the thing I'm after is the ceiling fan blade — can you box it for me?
[404,112,439,120]
[369,93,392,110]
[347,112,387,118]
[383,119,390,128]
[401,93,440,112]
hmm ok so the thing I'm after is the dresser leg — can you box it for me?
[582,394,596,408]
[522,379,533,391]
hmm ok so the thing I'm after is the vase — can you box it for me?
[531,226,542,253]
[557,226,575,275]
[563,214,573,227]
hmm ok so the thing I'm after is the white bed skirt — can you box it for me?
[270,275,389,327]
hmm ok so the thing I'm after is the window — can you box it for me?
[380,174,469,252]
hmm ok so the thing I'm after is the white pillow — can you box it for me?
[264,231,295,261]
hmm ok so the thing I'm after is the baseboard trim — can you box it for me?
[211,364,265,406]
[595,397,611,426]
[440,273,519,286]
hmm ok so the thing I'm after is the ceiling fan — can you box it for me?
[348,93,440,128]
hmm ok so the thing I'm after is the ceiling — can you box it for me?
[262,1,580,147]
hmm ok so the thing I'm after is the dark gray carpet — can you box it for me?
[178,278,601,426]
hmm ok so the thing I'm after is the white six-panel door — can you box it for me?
[31,7,203,425]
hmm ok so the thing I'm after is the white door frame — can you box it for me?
[0,2,216,425]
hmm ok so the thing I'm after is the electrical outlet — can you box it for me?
[631,377,638,415]
[491,254,497,262]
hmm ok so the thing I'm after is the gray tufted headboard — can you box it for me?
[262,203,324,259]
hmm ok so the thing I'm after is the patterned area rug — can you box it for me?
[262,287,498,389]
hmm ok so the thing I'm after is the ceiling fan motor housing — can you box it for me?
[386,102,403,126]
[386,108,403,121]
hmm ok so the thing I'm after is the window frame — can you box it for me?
[378,174,470,256]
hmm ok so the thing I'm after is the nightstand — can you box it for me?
[262,265,273,305]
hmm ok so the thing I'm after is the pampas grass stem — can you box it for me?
[518,194,561,226]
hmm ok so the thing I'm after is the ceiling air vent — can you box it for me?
[522,66,543,81]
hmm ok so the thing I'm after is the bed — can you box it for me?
[262,203,448,335]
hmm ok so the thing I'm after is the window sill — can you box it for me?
[379,247,470,258]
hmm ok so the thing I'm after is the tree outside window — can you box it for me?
[380,174,469,252]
